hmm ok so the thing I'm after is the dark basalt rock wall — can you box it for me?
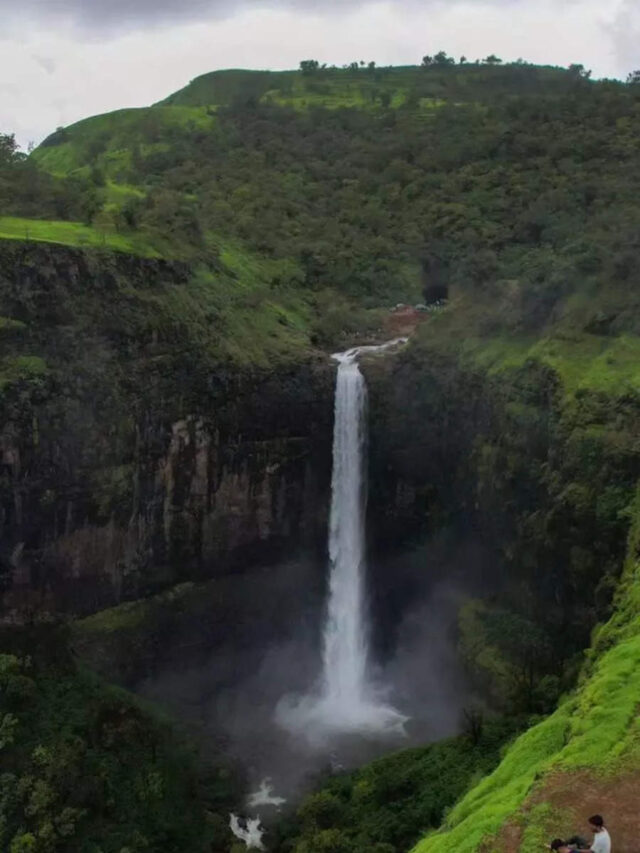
[0,243,334,616]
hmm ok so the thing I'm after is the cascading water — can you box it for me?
[278,340,407,740]
[321,347,370,715]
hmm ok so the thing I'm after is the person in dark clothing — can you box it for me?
[549,840,572,853]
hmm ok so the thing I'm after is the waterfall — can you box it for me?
[321,347,377,713]
[277,340,407,740]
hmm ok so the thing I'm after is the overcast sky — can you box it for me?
[1,0,638,149]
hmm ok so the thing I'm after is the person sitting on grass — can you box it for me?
[585,815,611,853]
[549,815,611,853]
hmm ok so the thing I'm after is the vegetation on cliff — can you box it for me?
[0,239,334,612]
[0,624,240,852]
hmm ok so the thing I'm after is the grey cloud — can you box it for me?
[5,0,352,32]
[2,0,523,35]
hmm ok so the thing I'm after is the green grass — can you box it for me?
[102,234,314,366]
[160,69,297,107]
[104,181,145,205]
[33,105,215,176]
[413,486,640,853]
[0,216,160,257]
[460,333,640,394]
[218,258,312,361]
[174,242,312,365]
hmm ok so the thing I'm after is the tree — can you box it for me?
[434,50,455,66]
[299,59,320,76]
[0,133,20,165]
[422,55,434,67]
[569,63,592,80]
[627,70,640,85]
[483,54,503,65]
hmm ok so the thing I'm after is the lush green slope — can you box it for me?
[0,215,159,256]
[413,486,640,853]
[33,105,215,177]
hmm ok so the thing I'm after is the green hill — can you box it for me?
[20,61,638,314]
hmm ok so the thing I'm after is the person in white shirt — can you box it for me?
[587,815,611,853]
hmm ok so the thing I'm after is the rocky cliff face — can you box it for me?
[0,243,334,616]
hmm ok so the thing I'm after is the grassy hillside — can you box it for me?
[159,63,580,111]
[413,485,640,853]
[0,215,160,256]
[33,105,216,177]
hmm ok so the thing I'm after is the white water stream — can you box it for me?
[230,814,265,850]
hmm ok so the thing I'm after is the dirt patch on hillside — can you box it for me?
[490,770,640,852]
[385,306,429,336]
